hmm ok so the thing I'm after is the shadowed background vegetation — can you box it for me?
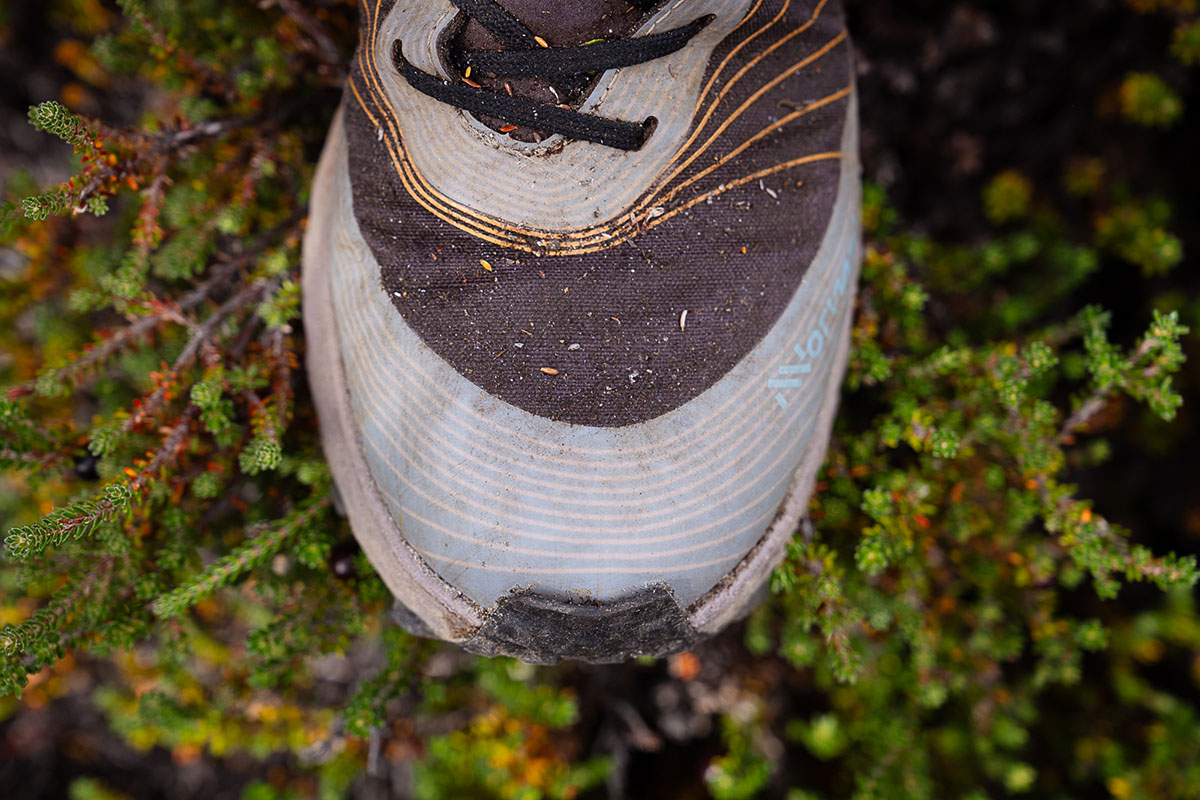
[0,0,1198,798]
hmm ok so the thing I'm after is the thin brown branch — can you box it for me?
[273,0,344,67]
[0,447,59,467]
[270,328,293,433]
[30,258,246,392]
[134,406,199,487]
[1057,395,1110,442]
[1058,337,1161,443]
[123,278,277,433]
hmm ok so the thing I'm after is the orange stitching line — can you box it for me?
[645,151,841,231]
[349,77,524,248]
[629,1,836,217]
[655,85,852,208]
[353,0,844,254]
[356,0,808,246]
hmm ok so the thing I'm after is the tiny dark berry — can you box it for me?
[329,541,360,580]
[74,453,101,482]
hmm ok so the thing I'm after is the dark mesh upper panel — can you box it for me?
[345,0,852,426]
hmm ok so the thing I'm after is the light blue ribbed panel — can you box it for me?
[327,100,861,608]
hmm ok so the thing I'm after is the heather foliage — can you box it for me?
[1,1,1198,798]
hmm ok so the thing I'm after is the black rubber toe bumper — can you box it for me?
[394,583,701,664]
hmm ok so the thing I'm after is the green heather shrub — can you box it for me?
[1175,19,1200,64]
[1117,72,1185,128]
[1,1,1198,799]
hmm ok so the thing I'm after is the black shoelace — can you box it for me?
[392,0,714,151]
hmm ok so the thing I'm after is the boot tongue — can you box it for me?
[456,0,650,50]
[449,0,658,142]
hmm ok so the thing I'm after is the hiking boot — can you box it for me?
[302,0,861,663]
